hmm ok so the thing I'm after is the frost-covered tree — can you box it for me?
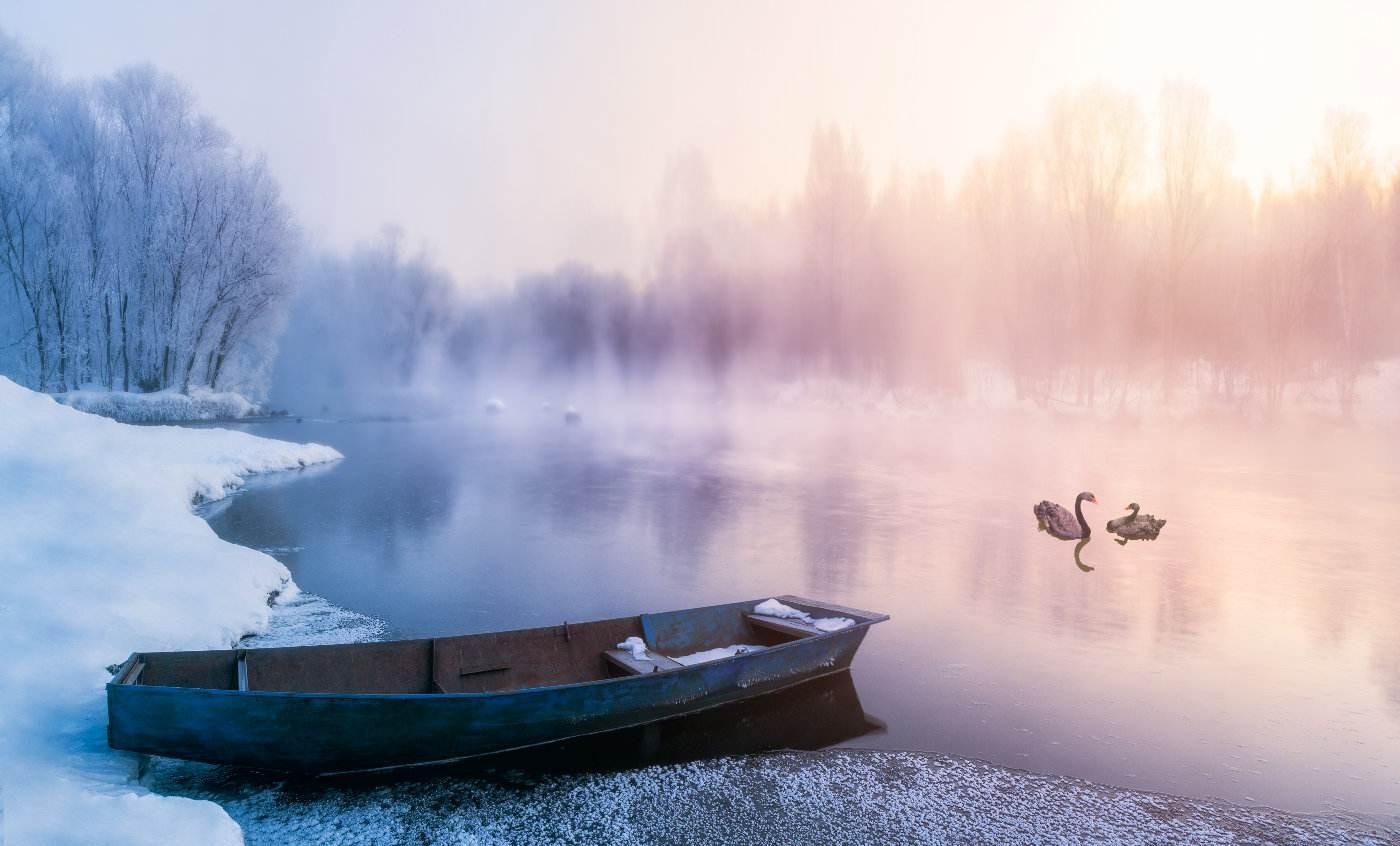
[270,229,457,412]
[0,33,294,397]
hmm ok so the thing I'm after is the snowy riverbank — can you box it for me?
[0,377,341,844]
[55,386,265,424]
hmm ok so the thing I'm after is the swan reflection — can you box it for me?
[1073,538,1095,573]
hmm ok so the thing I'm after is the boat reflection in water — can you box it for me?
[339,670,882,785]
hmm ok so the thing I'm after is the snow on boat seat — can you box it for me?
[603,649,683,675]
[746,598,857,640]
[603,636,683,675]
[670,644,766,666]
[746,613,824,638]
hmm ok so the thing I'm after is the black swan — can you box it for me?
[1034,491,1097,540]
[1106,503,1166,544]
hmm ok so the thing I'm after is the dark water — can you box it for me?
[204,408,1400,817]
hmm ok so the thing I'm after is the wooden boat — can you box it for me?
[108,595,888,773]
[326,671,885,782]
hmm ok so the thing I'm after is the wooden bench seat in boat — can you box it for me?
[745,613,825,639]
[603,649,684,675]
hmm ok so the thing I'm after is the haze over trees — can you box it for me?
[0,33,293,396]
[416,82,1399,417]
[3,27,1396,417]
[270,228,458,412]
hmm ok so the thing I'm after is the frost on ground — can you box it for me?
[146,749,1396,846]
[0,376,341,845]
[55,385,262,423]
[240,592,386,649]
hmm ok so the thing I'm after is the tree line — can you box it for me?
[0,33,292,395]
[6,26,1395,417]
[422,84,1398,416]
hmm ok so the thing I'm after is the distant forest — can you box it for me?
[285,85,1398,416]
[4,32,1397,414]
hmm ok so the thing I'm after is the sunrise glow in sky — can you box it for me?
[3,0,1396,282]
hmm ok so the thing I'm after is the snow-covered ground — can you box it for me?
[148,749,1394,845]
[0,376,341,844]
[55,386,264,424]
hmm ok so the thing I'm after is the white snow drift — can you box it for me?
[55,386,262,424]
[0,376,341,844]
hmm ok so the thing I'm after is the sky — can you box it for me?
[1,0,1396,285]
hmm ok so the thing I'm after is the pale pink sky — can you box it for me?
[2,0,1395,282]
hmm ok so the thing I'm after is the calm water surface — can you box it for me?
[206,407,1400,816]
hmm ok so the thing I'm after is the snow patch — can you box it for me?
[239,592,386,649]
[753,599,854,632]
[0,377,342,843]
[670,644,767,666]
[56,386,262,423]
[147,748,1398,845]
[617,636,650,660]
[754,599,810,620]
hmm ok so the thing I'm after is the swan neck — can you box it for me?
[1074,497,1090,536]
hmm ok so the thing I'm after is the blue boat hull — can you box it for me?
[109,600,880,773]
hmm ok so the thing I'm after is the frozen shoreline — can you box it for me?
[0,377,342,844]
[148,748,1395,845]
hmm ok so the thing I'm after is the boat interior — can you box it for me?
[114,597,880,695]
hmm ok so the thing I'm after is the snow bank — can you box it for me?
[0,377,342,844]
[55,386,262,423]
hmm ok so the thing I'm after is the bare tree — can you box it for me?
[1157,81,1232,398]
[1046,85,1145,406]
[1311,111,1384,417]
[964,128,1064,403]
[799,126,871,374]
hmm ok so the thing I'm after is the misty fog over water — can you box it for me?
[203,403,1400,817]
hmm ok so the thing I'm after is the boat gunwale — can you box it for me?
[109,601,889,701]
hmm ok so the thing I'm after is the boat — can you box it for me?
[468,669,886,777]
[107,595,889,773]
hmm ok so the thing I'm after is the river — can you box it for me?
[199,402,1400,817]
